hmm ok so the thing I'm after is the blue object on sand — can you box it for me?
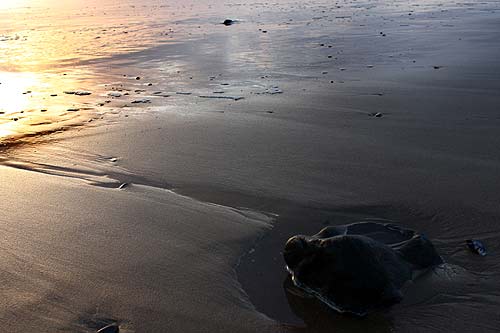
[466,239,487,256]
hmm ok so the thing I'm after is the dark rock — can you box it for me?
[466,239,486,256]
[283,222,442,316]
[96,323,119,333]
[222,19,235,26]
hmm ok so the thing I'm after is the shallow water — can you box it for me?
[2,0,498,145]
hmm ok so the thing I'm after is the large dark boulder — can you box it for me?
[283,222,442,316]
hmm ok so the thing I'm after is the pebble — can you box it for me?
[466,239,487,256]
[131,99,151,104]
[64,90,92,96]
[199,95,244,101]
[96,323,119,333]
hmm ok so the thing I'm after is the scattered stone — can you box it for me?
[131,99,151,104]
[222,19,236,26]
[373,112,383,117]
[67,108,80,112]
[50,94,58,97]
[433,66,442,69]
[108,92,122,97]
[118,183,128,190]
[466,239,487,256]
[64,90,92,96]
[176,92,192,95]
[96,323,119,333]
[199,95,244,101]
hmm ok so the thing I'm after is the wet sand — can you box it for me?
[1,0,500,332]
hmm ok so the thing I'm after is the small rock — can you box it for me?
[222,19,235,26]
[64,90,92,96]
[433,66,442,69]
[466,239,486,256]
[372,112,383,118]
[131,99,151,104]
[96,323,119,333]
[74,91,91,96]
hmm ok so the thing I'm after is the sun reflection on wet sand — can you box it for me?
[0,2,185,146]
[0,71,102,145]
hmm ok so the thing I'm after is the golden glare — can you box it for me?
[0,70,101,144]
[0,0,29,10]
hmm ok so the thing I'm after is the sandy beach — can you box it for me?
[1,0,500,331]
